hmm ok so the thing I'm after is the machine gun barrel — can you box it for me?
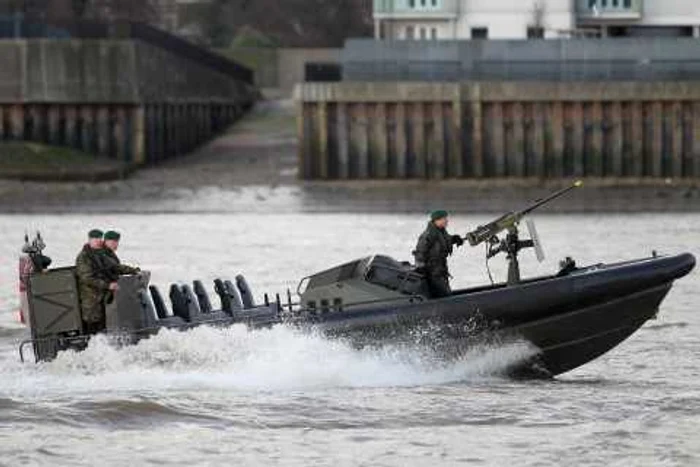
[465,181,583,247]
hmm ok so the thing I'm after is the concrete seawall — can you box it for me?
[296,82,700,180]
[0,39,256,165]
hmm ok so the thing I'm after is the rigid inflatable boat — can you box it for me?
[18,184,696,377]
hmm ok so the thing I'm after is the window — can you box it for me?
[431,0,438,6]
[420,27,427,39]
[471,27,488,39]
[409,0,415,7]
[588,0,632,10]
[421,0,426,6]
[527,27,545,39]
[431,28,438,40]
[406,25,415,39]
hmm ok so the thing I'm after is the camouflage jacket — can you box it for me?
[100,248,139,282]
[75,245,110,324]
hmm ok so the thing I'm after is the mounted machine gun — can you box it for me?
[465,181,583,285]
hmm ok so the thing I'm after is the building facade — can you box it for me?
[373,0,700,39]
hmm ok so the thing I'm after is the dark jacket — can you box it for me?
[413,222,460,277]
[101,248,139,281]
[75,245,110,324]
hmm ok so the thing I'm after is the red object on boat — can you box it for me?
[18,256,33,325]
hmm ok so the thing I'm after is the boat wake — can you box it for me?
[1,325,539,399]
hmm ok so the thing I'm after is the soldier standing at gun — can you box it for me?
[75,229,117,334]
[413,210,464,298]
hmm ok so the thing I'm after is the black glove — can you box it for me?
[414,266,427,275]
[452,235,465,247]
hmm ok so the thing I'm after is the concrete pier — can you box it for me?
[0,39,256,166]
[296,82,700,180]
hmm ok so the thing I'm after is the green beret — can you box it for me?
[430,210,449,221]
[103,231,121,241]
[88,229,104,239]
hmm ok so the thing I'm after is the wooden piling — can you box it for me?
[630,101,644,177]
[295,82,700,180]
[610,102,623,177]
[80,106,94,154]
[317,102,329,179]
[511,102,525,177]
[47,106,60,145]
[395,102,408,179]
[550,102,565,177]
[430,102,445,179]
[300,103,314,179]
[336,103,349,179]
[470,95,484,177]
[532,103,545,178]
[355,103,369,179]
[448,100,462,178]
[650,102,663,177]
[131,107,145,165]
[113,107,126,162]
[589,102,603,177]
[671,101,683,178]
[571,102,584,177]
[63,106,76,148]
[96,106,110,157]
[490,103,505,177]
[411,103,426,178]
[693,102,700,177]
[25,105,38,142]
[346,104,360,178]
[372,103,389,178]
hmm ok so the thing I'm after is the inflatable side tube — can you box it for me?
[235,275,255,309]
[169,284,190,322]
[214,279,233,314]
[223,280,244,311]
[158,316,187,327]
[193,280,213,313]
[149,285,170,319]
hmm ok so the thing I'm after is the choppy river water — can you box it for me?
[0,212,697,466]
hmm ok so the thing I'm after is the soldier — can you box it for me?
[413,210,464,298]
[101,230,140,282]
[75,229,116,334]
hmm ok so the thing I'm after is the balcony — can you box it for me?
[577,0,643,21]
[373,0,458,20]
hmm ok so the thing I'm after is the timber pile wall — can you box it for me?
[0,39,256,165]
[296,82,700,180]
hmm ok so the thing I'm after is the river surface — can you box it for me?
[0,212,697,466]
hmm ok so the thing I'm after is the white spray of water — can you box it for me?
[1,325,539,399]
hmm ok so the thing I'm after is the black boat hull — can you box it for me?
[308,254,694,376]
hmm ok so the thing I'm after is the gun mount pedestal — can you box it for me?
[487,227,535,285]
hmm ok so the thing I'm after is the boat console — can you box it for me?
[298,255,429,312]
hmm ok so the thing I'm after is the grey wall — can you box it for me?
[343,38,700,82]
[0,39,257,165]
[0,40,140,103]
[0,39,255,104]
